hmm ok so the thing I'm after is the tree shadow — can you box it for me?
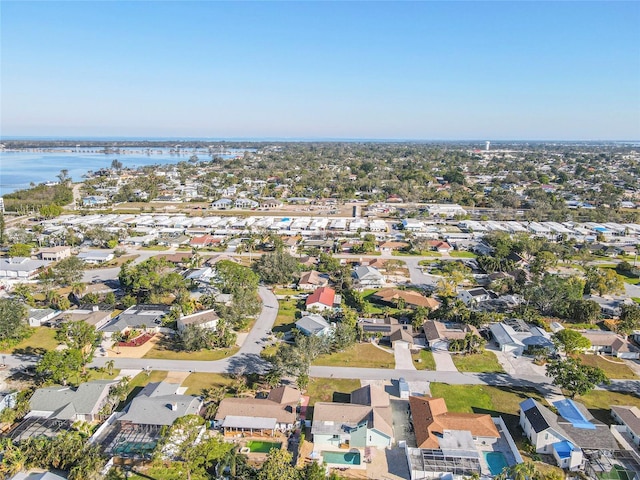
[13,346,47,357]
[226,353,269,375]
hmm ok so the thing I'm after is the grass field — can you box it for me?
[273,298,299,334]
[84,367,121,381]
[451,351,504,373]
[143,336,238,361]
[412,349,437,370]
[306,377,361,406]
[578,354,637,380]
[313,342,395,369]
[273,288,300,296]
[0,327,59,354]
[449,251,477,258]
[579,389,640,424]
[181,372,235,395]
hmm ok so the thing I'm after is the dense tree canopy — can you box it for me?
[0,298,30,344]
[119,257,188,303]
[546,357,609,398]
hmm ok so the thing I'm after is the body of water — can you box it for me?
[0,148,252,196]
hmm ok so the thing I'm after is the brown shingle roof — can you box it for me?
[409,396,499,449]
[266,386,301,405]
[215,397,296,424]
[373,288,440,309]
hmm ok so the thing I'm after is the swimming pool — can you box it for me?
[322,450,361,465]
[246,441,281,453]
[484,451,509,476]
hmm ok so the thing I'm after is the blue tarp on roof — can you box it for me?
[553,440,575,459]
[594,227,609,233]
[553,399,596,430]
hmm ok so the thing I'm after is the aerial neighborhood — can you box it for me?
[1,141,640,480]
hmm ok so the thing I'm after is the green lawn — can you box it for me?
[0,327,59,354]
[449,251,477,258]
[181,372,235,395]
[313,342,395,369]
[84,367,121,381]
[140,245,171,250]
[273,288,300,296]
[579,389,640,425]
[633,298,640,304]
[143,343,239,361]
[451,351,504,373]
[412,349,436,370]
[578,354,638,380]
[273,298,299,333]
[306,377,361,406]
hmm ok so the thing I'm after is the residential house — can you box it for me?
[295,313,332,337]
[520,398,618,470]
[580,330,640,359]
[189,235,221,248]
[10,472,67,480]
[28,380,117,422]
[427,240,453,254]
[38,246,71,262]
[312,385,394,449]
[489,319,554,356]
[117,381,203,432]
[158,252,194,266]
[305,287,340,311]
[100,304,170,337]
[27,308,58,327]
[214,386,301,436]
[423,320,480,351]
[235,198,259,209]
[359,317,413,345]
[458,287,493,307]
[611,406,640,447]
[372,288,441,311]
[212,198,233,209]
[297,270,330,291]
[82,195,108,207]
[78,250,115,264]
[352,266,385,289]
[406,396,520,480]
[56,306,113,330]
[176,309,219,332]
[584,295,633,318]
[379,241,409,254]
[0,257,51,279]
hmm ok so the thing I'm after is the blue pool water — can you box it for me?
[484,451,509,475]
[322,450,361,465]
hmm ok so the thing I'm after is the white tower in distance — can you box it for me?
[485,141,491,151]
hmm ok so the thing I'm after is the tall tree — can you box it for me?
[0,298,29,344]
[50,256,85,286]
[552,329,591,355]
[546,357,609,397]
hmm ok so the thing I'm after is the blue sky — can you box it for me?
[1,1,639,140]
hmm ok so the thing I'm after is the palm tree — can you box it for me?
[0,440,26,477]
[509,461,536,480]
[71,282,85,297]
[105,359,115,376]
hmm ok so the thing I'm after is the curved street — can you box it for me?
[4,248,638,400]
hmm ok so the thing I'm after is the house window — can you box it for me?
[332,435,339,440]
[545,433,548,440]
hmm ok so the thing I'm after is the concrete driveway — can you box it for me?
[432,348,458,372]
[393,343,415,370]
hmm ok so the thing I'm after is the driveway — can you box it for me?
[432,348,458,372]
[393,343,415,370]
